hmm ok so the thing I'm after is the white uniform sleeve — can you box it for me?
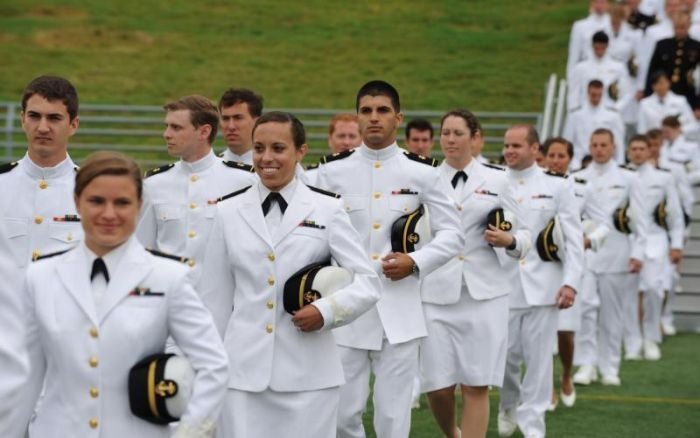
[312,200,381,330]
[408,170,464,277]
[558,179,584,291]
[135,189,157,250]
[664,173,685,250]
[629,172,650,261]
[168,268,229,437]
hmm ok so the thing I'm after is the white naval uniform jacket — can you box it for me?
[563,102,626,167]
[573,161,649,274]
[633,163,685,256]
[568,55,632,113]
[658,157,695,218]
[136,150,256,276]
[0,154,83,437]
[661,136,700,185]
[0,154,82,287]
[420,160,530,305]
[196,181,380,392]
[637,91,697,134]
[22,237,228,438]
[566,12,613,80]
[501,165,584,308]
[315,143,463,349]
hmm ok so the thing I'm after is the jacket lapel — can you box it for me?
[98,239,152,323]
[272,183,314,246]
[57,248,99,327]
[238,184,273,247]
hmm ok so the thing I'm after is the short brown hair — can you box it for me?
[218,88,263,117]
[329,113,358,135]
[661,115,681,129]
[75,151,142,199]
[22,75,79,121]
[592,127,615,143]
[163,95,219,144]
[508,124,540,146]
[646,128,663,140]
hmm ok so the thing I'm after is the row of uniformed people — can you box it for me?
[0,76,384,438]
[565,3,700,172]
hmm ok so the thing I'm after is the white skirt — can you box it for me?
[217,387,339,438]
[420,286,508,391]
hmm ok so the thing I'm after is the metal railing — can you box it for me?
[1,102,543,168]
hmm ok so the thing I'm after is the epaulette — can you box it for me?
[209,185,252,204]
[145,248,191,264]
[656,166,671,172]
[403,150,438,167]
[482,162,505,171]
[544,170,568,178]
[620,164,636,171]
[307,185,341,198]
[144,163,175,178]
[320,149,355,164]
[0,161,19,174]
[306,163,320,170]
[574,177,587,184]
[33,249,69,262]
[222,160,255,173]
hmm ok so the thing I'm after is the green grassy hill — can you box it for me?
[1,0,583,111]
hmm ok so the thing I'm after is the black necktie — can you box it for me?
[91,258,110,283]
[451,171,468,188]
[262,192,288,216]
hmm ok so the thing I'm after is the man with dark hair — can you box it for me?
[496,125,583,438]
[564,79,626,167]
[1,75,84,437]
[137,95,256,277]
[404,118,434,157]
[316,80,462,438]
[637,71,697,133]
[218,88,264,164]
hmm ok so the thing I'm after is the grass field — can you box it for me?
[366,333,700,437]
[0,1,584,111]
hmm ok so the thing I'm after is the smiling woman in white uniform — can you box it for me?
[196,111,380,438]
[21,151,229,438]
[420,109,529,438]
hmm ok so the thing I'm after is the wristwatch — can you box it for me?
[411,260,420,276]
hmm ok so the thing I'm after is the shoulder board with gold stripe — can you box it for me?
[656,166,671,172]
[33,249,69,262]
[307,185,341,198]
[620,164,636,171]
[222,160,254,172]
[481,162,505,171]
[210,185,252,204]
[574,177,587,184]
[144,163,175,178]
[0,161,19,174]
[403,150,438,167]
[544,170,568,178]
[320,149,355,164]
[306,163,320,170]
[145,248,190,264]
